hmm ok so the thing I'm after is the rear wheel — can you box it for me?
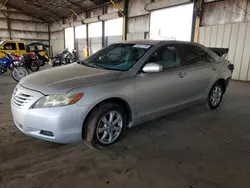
[84,102,126,148]
[208,83,224,109]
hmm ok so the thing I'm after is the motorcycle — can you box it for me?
[51,49,74,67]
[0,52,22,74]
[33,50,49,66]
[21,52,40,72]
[0,52,29,82]
[27,42,50,66]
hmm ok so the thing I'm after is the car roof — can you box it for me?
[2,40,25,43]
[121,40,199,46]
[27,42,45,45]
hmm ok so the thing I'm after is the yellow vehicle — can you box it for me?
[27,42,50,66]
[0,40,26,57]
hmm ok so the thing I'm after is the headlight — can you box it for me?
[32,93,84,108]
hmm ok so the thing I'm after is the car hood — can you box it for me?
[20,63,122,94]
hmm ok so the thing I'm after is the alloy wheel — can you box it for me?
[96,111,123,145]
[210,85,223,107]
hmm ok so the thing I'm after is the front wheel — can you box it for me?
[84,103,126,148]
[11,67,29,82]
[208,83,224,110]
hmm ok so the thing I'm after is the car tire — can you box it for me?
[208,83,224,110]
[84,102,126,148]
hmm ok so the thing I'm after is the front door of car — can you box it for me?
[135,45,188,120]
[176,44,219,103]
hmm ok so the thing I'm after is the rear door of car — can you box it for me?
[176,44,219,103]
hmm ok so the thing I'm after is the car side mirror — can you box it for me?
[142,63,163,73]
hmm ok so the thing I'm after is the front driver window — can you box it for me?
[148,45,181,70]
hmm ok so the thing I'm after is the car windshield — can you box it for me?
[82,43,152,71]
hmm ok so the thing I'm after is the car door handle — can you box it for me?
[178,72,186,78]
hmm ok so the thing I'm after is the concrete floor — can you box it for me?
[1,68,250,188]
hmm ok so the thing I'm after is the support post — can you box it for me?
[123,0,129,40]
[192,0,203,43]
[73,26,77,60]
[85,23,89,57]
[6,6,12,39]
[102,5,106,47]
[48,23,51,56]
[110,0,127,41]
[63,19,66,49]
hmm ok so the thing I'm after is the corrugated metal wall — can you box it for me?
[126,0,150,40]
[202,0,250,26]
[0,5,49,43]
[50,20,64,56]
[105,36,123,45]
[199,22,250,81]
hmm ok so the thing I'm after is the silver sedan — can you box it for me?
[11,40,233,147]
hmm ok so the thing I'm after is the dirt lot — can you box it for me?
[1,67,250,188]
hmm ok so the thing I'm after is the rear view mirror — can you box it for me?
[142,63,163,73]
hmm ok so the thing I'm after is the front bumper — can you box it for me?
[11,84,90,144]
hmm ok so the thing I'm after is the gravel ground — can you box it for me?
[1,66,250,188]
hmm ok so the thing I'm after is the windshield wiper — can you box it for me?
[82,63,102,69]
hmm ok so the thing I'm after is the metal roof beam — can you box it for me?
[65,0,86,10]
[25,2,64,20]
[7,3,48,22]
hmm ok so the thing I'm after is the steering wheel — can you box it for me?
[99,54,112,61]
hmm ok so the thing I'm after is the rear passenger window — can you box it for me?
[179,45,214,66]
[18,43,25,50]
[148,45,181,70]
